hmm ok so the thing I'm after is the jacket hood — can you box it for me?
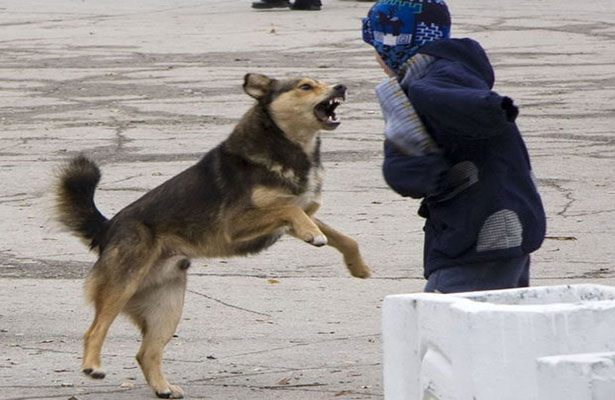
[419,38,495,88]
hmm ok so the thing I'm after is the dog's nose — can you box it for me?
[334,84,347,93]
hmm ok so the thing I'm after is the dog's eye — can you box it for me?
[299,84,313,91]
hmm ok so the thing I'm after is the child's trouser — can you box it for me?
[424,255,530,294]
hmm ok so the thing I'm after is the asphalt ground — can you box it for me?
[1,0,615,399]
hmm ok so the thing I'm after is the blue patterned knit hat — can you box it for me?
[362,0,451,74]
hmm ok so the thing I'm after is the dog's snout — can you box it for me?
[334,84,347,94]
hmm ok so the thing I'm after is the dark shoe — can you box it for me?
[252,0,290,9]
[290,0,321,10]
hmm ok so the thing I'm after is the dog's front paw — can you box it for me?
[309,234,328,247]
[156,384,184,399]
[349,264,371,279]
[345,256,371,279]
[303,234,327,247]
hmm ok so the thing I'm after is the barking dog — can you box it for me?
[53,73,370,399]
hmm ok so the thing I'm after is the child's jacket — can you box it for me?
[379,38,546,278]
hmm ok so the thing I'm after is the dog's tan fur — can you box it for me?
[53,73,369,399]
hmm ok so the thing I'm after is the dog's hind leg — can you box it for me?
[311,218,371,278]
[81,226,159,379]
[82,274,144,379]
[125,259,188,399]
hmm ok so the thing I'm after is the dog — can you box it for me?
[53,73,370,399]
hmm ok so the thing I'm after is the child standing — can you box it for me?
[362,0,546,293]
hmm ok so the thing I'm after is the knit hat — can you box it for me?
[362,0,451,74]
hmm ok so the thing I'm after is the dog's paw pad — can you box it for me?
[83,368,106,379]
[309,235,327,247]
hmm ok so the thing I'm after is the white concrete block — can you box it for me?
[537,352,615,400]
[382,284,615,400]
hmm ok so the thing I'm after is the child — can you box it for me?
[362,0,546,293]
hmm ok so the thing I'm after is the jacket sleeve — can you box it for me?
[375,77,442,156]
[382,140,450,199]
[408,69,519,140]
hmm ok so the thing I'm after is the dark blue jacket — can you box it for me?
[382,38,546,277]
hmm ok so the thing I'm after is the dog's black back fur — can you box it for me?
[56,91,322,258]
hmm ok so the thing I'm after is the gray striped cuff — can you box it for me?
[375,77,441,156]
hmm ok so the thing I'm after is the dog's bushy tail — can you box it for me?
[54,155,108,250]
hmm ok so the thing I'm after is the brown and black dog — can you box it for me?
[53,73,370,398]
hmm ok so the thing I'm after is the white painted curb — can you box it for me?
[382,284,615,400]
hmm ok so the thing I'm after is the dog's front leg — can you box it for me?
[230,205,327,247]
[312,218,371,278]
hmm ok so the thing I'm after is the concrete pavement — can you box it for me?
[1,0,614,398]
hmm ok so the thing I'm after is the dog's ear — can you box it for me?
[243,73,274,100]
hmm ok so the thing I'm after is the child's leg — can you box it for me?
[424,255,530,294]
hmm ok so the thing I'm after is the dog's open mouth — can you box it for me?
[314,96,344,129]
